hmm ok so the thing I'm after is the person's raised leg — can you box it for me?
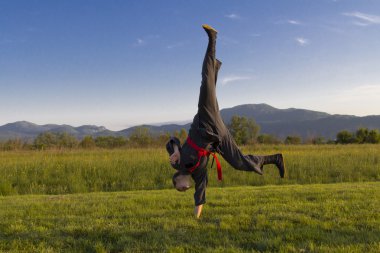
[198,25,220,121]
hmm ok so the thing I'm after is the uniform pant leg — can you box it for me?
[219,131,264,175]
[197,38,227,142]
[197,36,222,125]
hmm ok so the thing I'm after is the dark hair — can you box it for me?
[172,171,191,188]
[172,171,181,187]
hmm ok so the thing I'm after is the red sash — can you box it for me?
[186,137,222,181]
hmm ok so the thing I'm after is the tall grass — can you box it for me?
[0,145,379,195]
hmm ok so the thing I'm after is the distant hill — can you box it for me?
[137,104,380,139]
[259,114,380,139]
[1,104,380,140]
[220,104,380,139]
[118,124,191,137]
[0,121,114,140]
[220,103,331,123]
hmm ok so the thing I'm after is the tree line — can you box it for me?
[336,128,380,144]
[227,116,380,145]
[1,116,379,150]
[0,128,188,151]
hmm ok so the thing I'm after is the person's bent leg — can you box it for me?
[262,154,285,178]
[219,132,285,177]
[219,132,264,175]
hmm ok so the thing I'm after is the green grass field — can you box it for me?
[1,145,379,252]
[1,182,379,252]
[1,145,379,195]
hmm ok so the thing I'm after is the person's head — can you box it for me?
[172,171,192,192]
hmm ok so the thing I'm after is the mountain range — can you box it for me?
[1,103,380,141]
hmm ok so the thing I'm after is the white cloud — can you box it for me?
[132,35,159,47]
[225,13,241,20]
[288,19,302,25]
[295,37,310,46]
[343,12,380,26]
[133,38,146,46]
[352,21,370,27]
[274,19,304,26]
[220,75,251,86]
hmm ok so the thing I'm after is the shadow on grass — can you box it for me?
[2,219,379,252]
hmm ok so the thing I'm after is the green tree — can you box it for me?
[95,136,127,148]
[228,115,260,145]
[57,132,78,148]
[34,132,78,149]
[80,136,96,148]
[366,129,380,144]
[34,132,58,149]
[336,130,355,144]
[355,128,369,144]
[156,132,171,146]
[257,134,281,144]
[179,128,187,143]
[305,136,326,145]
[1,139,24,151]
[284,135,302,145]
[33,132,78,149]
[172,130,179,139]
[312,137,325,145]
[129,127,152,147]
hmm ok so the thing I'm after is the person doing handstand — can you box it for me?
[166,25,285,218]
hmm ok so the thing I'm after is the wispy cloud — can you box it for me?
[225,13,242,20]
[166,42,185,49]
[220,75,251,86]
[132,34,160,47]
[295,37,310,46]
[288,19,302,25]
[275,19,304,26]
[343,12,380,26]
[133,38,146,46]
[352,21,371,27]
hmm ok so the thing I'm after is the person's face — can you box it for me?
[174,174,192,192]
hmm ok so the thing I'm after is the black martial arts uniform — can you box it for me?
[167,27,281,206]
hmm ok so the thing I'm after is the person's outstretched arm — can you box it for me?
[194,204,203,218]
[193,168,207,218]
[169,144,180,165]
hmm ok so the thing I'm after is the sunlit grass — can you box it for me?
[0,182,379,252]
[0,145,379,195]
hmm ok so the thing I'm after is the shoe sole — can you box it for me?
[202,24,218,33]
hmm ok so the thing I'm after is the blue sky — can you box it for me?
[1,0,380,130]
